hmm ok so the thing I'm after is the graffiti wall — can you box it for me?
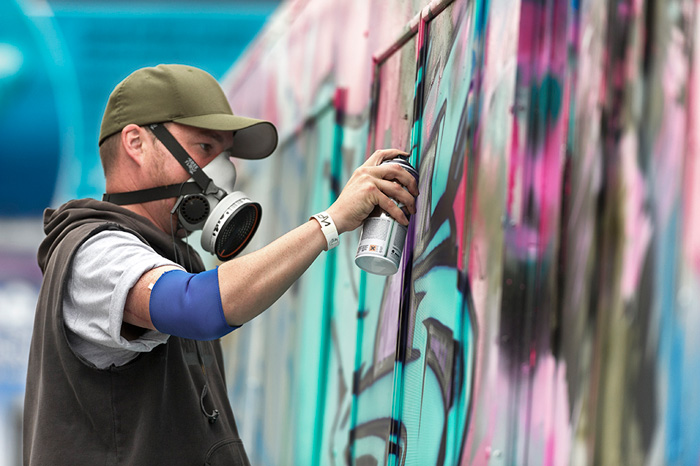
[220,0,700,464]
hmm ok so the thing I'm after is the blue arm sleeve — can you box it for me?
[149,268,239,340]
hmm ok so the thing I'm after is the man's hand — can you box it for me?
[326,149,420,234]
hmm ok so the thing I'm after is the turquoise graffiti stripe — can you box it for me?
[348,270,367,463]
[310,91,345,466]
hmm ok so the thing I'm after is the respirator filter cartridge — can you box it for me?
[201,191,261,261]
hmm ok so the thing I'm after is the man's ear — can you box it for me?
[121,124,146,165]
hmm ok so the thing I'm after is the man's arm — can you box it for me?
[123,149,419,331]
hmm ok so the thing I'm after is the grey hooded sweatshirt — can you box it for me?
[24,198,249,466]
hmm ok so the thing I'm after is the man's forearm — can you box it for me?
[217,219,328,326]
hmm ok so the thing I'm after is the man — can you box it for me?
[23,64,418,465]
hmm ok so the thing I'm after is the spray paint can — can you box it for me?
[355,157,418,275]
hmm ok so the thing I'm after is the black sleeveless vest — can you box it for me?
[24,199,249,466]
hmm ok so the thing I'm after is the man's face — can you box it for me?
[144,122,235,236]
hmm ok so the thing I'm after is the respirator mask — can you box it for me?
[102,123,261,261]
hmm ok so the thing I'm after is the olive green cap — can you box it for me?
[99,64,278,160]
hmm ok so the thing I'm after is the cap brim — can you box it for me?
[174,114,278,160]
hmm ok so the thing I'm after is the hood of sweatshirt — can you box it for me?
[38,198,202,273]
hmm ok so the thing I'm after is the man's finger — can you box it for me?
[377,163,420,197]
[376,179,417,214]
[379,195,410,226]
[366,148,409,165]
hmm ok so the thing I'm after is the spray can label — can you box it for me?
[355,158,417,275]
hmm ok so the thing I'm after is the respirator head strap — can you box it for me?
[103,182,202,205]
[103,123,262,261]
[149,123,216,194]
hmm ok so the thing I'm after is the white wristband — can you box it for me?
[310,211,340,250]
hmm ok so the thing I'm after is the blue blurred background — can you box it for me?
[0,0,279,463]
